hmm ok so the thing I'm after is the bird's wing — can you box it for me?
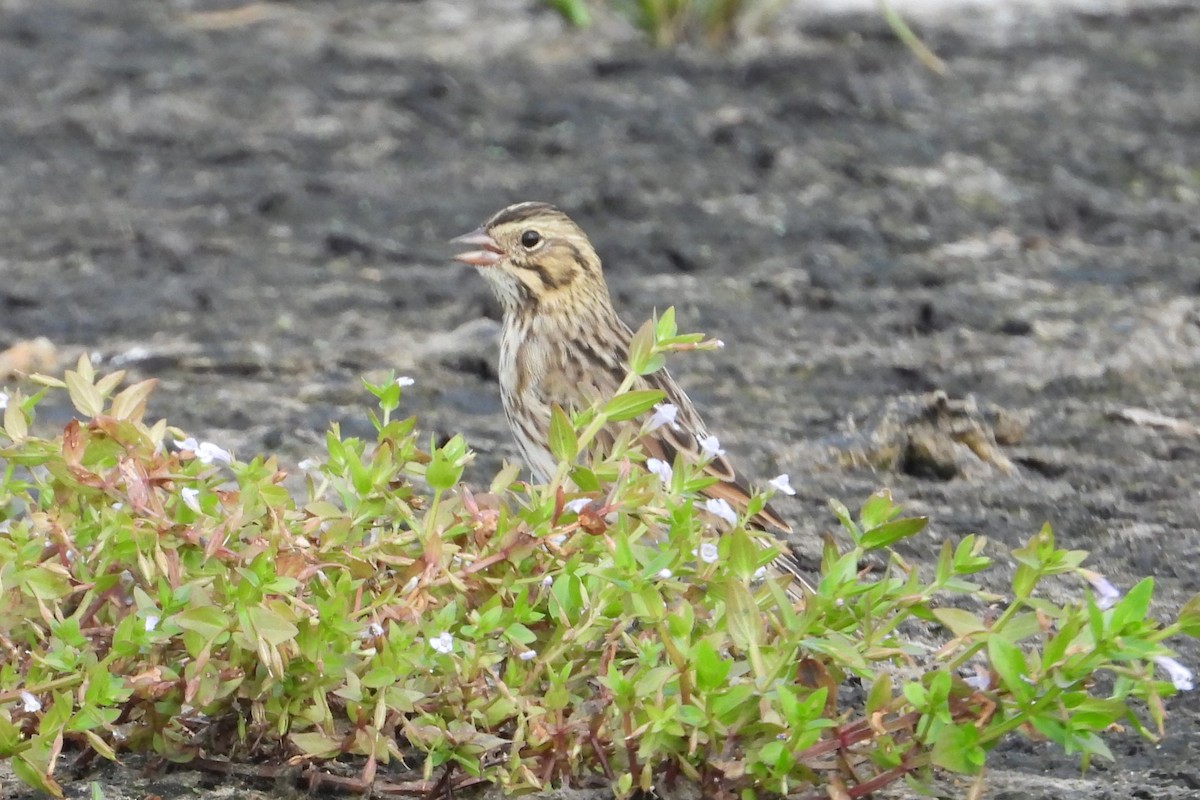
[640,370,793,535]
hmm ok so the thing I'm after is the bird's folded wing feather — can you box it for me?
[638,420,793,535]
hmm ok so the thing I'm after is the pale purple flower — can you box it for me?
[519,649,537,661]
[1083,571,1121,610]
[19,691,41,713]
[0,392,8,411]
[768,474,796,496]
[646,458,673,484]
[298,458,319,471]
[429,632,454,654]
[698,542,720,564]
[647,403,679,432]
[703,498,738,526]
[699,435,724,458]
[1155,656,1194,691]
[181,487,201,513]
[396,376,415,388]
[752,565,768,581]
[564,498,591,514]
[364,622,385,638]
[144,615,160,632]
[962,673,992,691]
[541,575,554,588]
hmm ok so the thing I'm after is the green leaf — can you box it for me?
[603,389,667,422]
[723,580,763,653]
[4,396,28,441]
[628,319,665,375]
[859,516,927,549]
[548,404,577,463]
[988,635,1032,703]
[1108,577,1154,635]
[291,731,343,758]
[859,490,900,529]
[902,682,928,709]
[866,673,893,715]
[828,498,861,541]
[426,435,469,490]
[931,722,983,774]
[654,307,678,341]
[12,753,63,798]
[65,369,104,418]
[543,0,591,26]
[174,607,230,640]
[691,640,731,691]
[932,607,985,638]
[246,605,299,646]
[1178,593,1200,637]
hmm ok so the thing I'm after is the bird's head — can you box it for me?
[451,202,609,315]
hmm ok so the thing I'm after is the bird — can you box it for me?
[450,201,809,595]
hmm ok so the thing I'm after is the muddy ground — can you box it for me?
[2,0,1200,797]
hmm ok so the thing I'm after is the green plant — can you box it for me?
[541,0,946,71]
[0,325,1196,798]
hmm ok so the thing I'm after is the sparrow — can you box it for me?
[451,201,808,593]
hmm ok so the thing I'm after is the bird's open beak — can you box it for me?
[450,227,503,267]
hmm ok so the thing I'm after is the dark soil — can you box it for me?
[2,0,1199,797]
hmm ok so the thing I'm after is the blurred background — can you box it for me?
[1,0,1198,795]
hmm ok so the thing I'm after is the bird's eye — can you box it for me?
[520,230,542,249]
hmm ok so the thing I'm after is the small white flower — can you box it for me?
[752,565,768,581]
[364,622,385,638]
[713,340,726,349]
[181,487,201,513]
[429,632,454,654]
[646,458,673,484]
[698,542,720,564]
[396,376,415,387]
[1156,656,1194,691]
[145,615,160,632]
[19,691,41,713]
[962,673,992,691]
[564,498,591,514]
[541,575,554,588]
[768,474,796,496]
[699,435,724,458]
[703,498,738,526]
[0,391,8,410]
[519,649,537,661]
[657,568,673,579]
[297,458,319,471]
[110,502,124,511]
[111,346,152,367]
[175,438,233,465]
[1083,571,1122,610]
[401,576,419,594]
[647,403,679,431]
[195,441,232,465]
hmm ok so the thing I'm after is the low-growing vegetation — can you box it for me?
[1,317,1196,798]
[541,0,947,72]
